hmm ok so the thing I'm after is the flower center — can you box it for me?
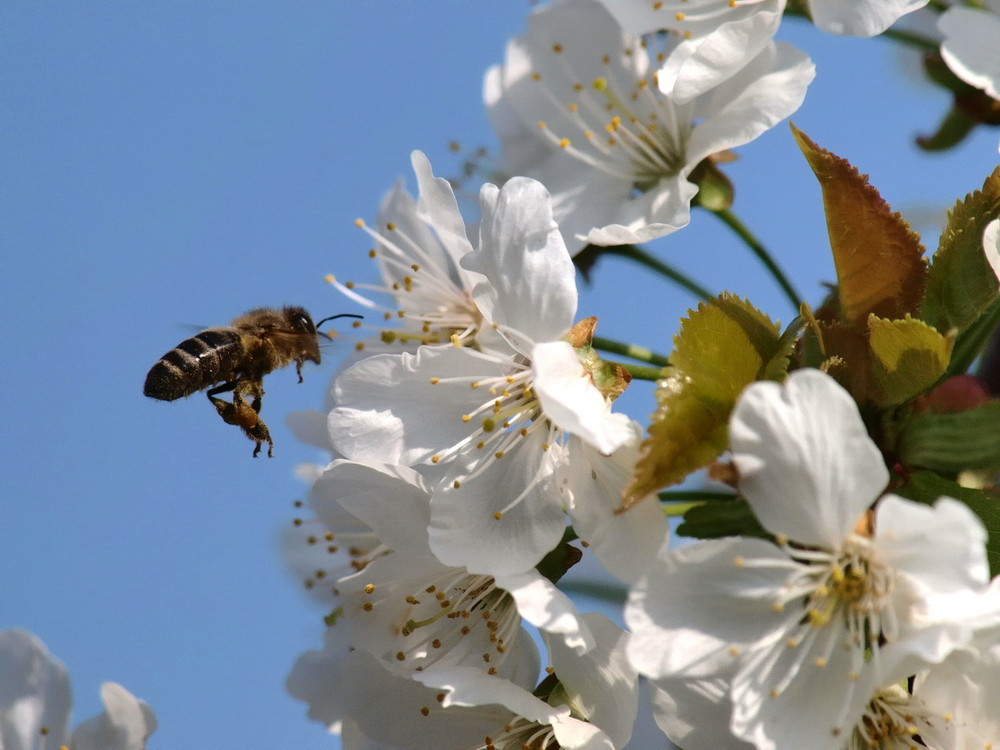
[327,218,483,351]
[530,35,691,185]
[362,569,519,673]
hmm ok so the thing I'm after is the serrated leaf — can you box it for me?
[676,499,769,540]
[624,295,789,506]
[792,125,926,327]
[868,314,952,406]
[896,401,1000,474]
[892,470,1000,577]
[921,167,1000,333]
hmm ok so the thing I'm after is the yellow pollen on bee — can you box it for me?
[354,218,365,227]
[364,583,375,594]
[493,512,503,520]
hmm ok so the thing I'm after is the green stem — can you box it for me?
[603,245,714,300]
[709,207,803,311]
[618,362,666,381]
[658,489,737,503]
[948,296,1000,380]
[592,335,671,367]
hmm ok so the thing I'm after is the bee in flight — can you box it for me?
[144,306,360,457]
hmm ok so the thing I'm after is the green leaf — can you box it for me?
[892,470,1000,577]
[624,294,791,506]
[868,314,952,407]
[791,125,926,328]
[896,401,1000,474]
[921,167,1000,334]
[676,499,769,540]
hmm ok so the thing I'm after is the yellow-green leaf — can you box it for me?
[868,315,952,406]
[624,295,790,507]
[921,167,1000,334]
[791,124,926,327]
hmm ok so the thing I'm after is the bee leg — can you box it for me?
[233,379,274,458]
[207,380,274,457]
[295,357,305,384]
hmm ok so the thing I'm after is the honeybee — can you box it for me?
[144,306,360,457]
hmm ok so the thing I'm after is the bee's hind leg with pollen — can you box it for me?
[206,379,274,458]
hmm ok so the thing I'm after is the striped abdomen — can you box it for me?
[144,328,245,401]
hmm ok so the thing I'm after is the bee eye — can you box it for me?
[294,314,314,332]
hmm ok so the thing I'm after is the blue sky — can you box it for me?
[2,3,997,749]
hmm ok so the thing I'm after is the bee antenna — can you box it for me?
[315,313,364,328]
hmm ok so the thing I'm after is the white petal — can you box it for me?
[428,434,567,576]
[580,176,698,247]
[625,536,798,680]
[329,346,510,465]
[562,433,668,584]
[685,41,815,167]
[648,677,754,750]
[658,1,785,103]
[874,495,990,596]
[983,218,1000,284]
[730,369,888,547]
[467,177,577,343]
[0,629,72,749]
[532,341,634,454]
[495,570,595,654]
[545,613,638,749]
[70,683,157,750]
[313,459,432,553]
[410,150,476,278]
[810,0,929,36]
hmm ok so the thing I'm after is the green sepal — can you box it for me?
[535,526,582,585]
[676,498,769,541]
[896,401,1000,474]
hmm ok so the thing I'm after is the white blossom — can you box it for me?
[485,0,813,252]
[328,175,634,576]
[626,369,998,750]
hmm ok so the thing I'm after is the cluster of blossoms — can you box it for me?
[280,1,1000,749]
[278,0,1000,750]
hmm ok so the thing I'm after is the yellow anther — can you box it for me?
[675,12,686,21]
[354,218,365,227]
[368,248,376,258]
[386,222,397,231]
[593,77,608,91]
[482,418,495,432]
[558,138,571,148]
[430,377,440,385]
[324,274,335,283]
[431,455,441,464]
[493,511,503,520]
[462,414,472,422]
[552,43,563,53]
[345,280,355,289]
[364,583,375,594]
